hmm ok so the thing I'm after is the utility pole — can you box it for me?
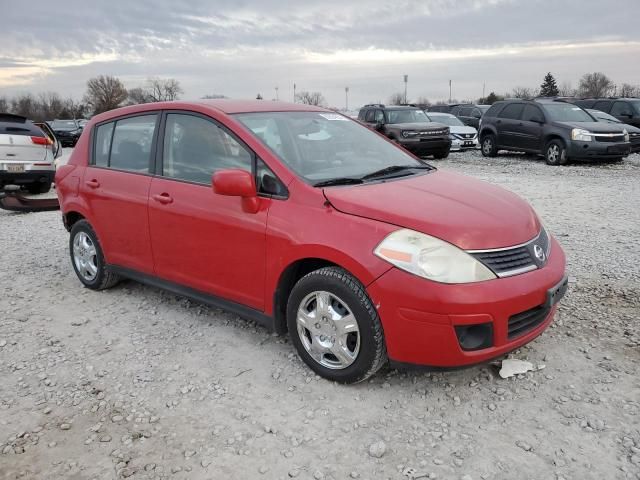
[293,83,296,102]
[449,80,452,104]
[482,82,486,102]
[275,86,279,100]
[403,75,408,104]
[345,86,349,111]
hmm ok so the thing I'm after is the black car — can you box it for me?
[571,98,640,129]
[358,104,451,158]
[478,99,631,165]
[450,104,491,129]
[587,109,640,153]
[48,119,83,147]
[426,103,462,114]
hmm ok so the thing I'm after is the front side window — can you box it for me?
[235,111,430,184]
[162,113,252,185]
[498,104,524,120]
[522,105,544,122]
[541,104,593,122]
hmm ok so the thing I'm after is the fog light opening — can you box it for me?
[455,323,494,351]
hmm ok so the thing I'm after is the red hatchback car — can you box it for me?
[56,100,567,383]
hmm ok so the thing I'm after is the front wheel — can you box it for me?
[545,140,568,165]
[286,267,387,383]
[481,134,498,157]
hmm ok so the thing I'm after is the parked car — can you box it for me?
[571,98,640,128]
[425,112,478,151]
[358,104,451,158]
[426,104,462,113]
[56,100,567,383]
[587,109,640,153]
[450,104,491,129]
[479,99,631,165]
[34,122,63,163]
[0,113,58,193]
[48,119,83,147]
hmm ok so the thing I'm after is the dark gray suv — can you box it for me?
[478,99,631,165]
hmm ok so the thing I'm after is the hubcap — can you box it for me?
[548,144,559,162]
[72,232,98,282]
[482,138,492,154]
[296,291,360,370]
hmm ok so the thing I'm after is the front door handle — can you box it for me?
[85,179,100,189]
[152,193,173,205]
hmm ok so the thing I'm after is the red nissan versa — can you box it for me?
[55,100,568,383]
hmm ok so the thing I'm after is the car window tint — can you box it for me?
[374,110,385,123]
[460,107,472,116]
[162,113,252,185]
[498,103,525,120]
[109,115,156,172]
[611,102,633,116]
[592,101,610,112]
[364,110,375,122]
[94,122,114,167]
[522,105,543,122]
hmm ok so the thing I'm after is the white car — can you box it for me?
[425,112,479,151]
[0,114,61,194]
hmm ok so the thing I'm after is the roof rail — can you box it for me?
[363,103,385,108]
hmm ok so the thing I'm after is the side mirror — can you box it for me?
[212,169,260,213]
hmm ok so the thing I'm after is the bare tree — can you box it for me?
[295,91,326,106]
[414,96,431,106]
[85,75,128,114]
[146,77,183,102]
[0,96,9,113]
[558,81,577,97]
[11,94,40,120]
[127,87,153,105]
[619,83,640,98]
[578,72,614,98]
[511,86,537,99]
[201,94,228,99]
[388,92,405,105]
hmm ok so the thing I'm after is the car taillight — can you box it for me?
[31,136,53,146]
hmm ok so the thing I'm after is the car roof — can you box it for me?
[428,112,455,117]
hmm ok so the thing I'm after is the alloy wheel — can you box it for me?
[72,231,98,282]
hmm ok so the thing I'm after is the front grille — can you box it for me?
[469,228,550,278]
[595,134,626,143]
[508,304,550,339]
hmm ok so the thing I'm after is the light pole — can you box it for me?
[403,75,408,104]
[345,86,349,111]
[449,80,452,104]
[293,83,296,102]
[275,86,279,100]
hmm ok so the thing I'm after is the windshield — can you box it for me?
[235,111,429,184]
[427,114,464,127]
[51,120,78,130]
[385,109,429,124]
[541,104,594,122]
[588,110,620,124]
[477,105,490,112]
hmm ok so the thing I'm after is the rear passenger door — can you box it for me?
[495,103,524,148]
[147,111,270,310]
[84,113,159,274]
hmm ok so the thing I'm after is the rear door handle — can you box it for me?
[152,193,173,205]
[85,179,100,189]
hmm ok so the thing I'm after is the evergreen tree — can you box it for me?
[539,73,559,97]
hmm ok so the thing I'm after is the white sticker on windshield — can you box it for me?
[319,113,349,121]
[572,107,581,110]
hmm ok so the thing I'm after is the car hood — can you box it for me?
[554,121,625,133]
[387,122,448,130]
[323,170,540,250]
[449,125,478,135]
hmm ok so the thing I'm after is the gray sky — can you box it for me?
[1,0,639,108]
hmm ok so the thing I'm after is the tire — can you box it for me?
[433,150,450,159]
[545,139,568,166]
[27,182,51,194]
[481,134,498,157]
[69,220,121,290]
[286,267,387,383]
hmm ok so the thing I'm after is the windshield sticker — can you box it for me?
[319,113,349,121]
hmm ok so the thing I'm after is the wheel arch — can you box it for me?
[63,210,86,232]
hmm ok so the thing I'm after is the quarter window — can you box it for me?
[162,113,252,185]
[498,103,525,120]
[94,122,114,167]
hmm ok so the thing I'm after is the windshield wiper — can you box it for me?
[360,164,432,181]
[313,177,364,187]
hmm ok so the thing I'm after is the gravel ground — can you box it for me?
[1,150,639,480]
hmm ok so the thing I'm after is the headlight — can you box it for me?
[402,130,418,138]
[374,229,497,284]
[571,128,592,142]
[623,129,629,142]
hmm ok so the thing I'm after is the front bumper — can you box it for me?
[0,169,55,186]
[567,140,631,159]
[366,236,567,367]
[400,138,451,156]
[450,137,479,151]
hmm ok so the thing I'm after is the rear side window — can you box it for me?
[484,104,502,117]
[459,107,472,116]
[94,122,114,167]
[592,101,610,112]
[364,110,375,122]
[498,103,525,120]
[611,101,634,116]
[162,113,252,185]
[450,106,461,116]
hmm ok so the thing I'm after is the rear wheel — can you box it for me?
[27,182,51,194]
[69,220,121,290]
[286,267,387,383]
[481,134,498,157]
[545,139,568,166]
